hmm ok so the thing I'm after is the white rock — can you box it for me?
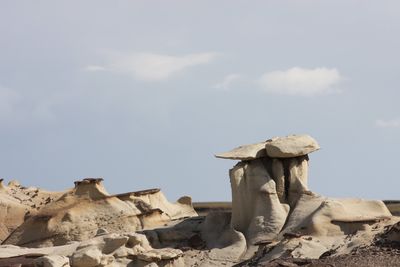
[34,255,70,267]
[265,135,320,158]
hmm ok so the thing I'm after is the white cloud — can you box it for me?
[259,67,342,96]
[85,52,218,81]
[213,74,242,90]
[375,119,400,128]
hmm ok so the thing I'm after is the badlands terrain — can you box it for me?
[0,134,399,267]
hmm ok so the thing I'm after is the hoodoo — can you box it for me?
[216,134,319,245]
[216,134,395,262]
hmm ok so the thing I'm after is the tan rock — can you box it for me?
[271,159,285,203]
[3,179,196,247]
[230,159,289,245]
[71,246,102,267]
[265,135,320,158]
[215,142,267,160]
[0,179,64,242]
[34,255,70,267]
[137,248,183,261]
[126,233,152,250]
[77,234,128,254]
[286,157,309,207]
[201,211,246,262]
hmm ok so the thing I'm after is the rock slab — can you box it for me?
[265,135,320,158]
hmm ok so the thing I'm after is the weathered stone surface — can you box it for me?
[0,179,63,242]
[286,157,309,207]
[76,233,129,255]
[265,135,320,158]
[34,255,70,267]
[230,159,289,245]
[215,142,267,160]
[271,159,285,203]
[3,179,197,247]
[201,211,246,262]
[137,248,183,261]
[70,246,102,267]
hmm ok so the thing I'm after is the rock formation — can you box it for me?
[0,134,399,266]
[2,178,196,248]
[216,134,397,263]
[216,134,319,246]
[0,178,63,242]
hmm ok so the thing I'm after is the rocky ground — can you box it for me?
[245,243,400,267]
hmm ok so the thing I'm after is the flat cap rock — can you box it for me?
[215,142,267,160]
[215,134,320,160]
[265,134,320,158]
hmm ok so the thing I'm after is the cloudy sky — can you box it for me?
[1,1,399,202]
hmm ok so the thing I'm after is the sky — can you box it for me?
[0,0,399,202]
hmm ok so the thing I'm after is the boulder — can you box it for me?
[265,135,320,158]
[34,255,70,267]
[70,246,102,267]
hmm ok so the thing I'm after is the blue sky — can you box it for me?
[1,1,399,201]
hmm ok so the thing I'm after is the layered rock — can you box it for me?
[2,178,196,248]
[0,179,64,242]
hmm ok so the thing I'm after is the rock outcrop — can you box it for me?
[0,179,63,242]
[216,134,396,263]
[2,178,196,248]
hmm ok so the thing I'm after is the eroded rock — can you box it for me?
[215,142,267,160]
[230,159,289,245]
[34,255,70,267]
[2,178,197,247]
[265,134,320,158]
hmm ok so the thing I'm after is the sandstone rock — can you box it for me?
[265,135,320,158]
[230,159,289,245]
[126,233,152,250]
[137,248,183,261]
[34,255,70,267]
[3,179,197,247]
[100,254,115,266]
[201,211,247,262]
[71,246,102,267]
[286,157,309,207]
[73,178,108,200]
[215,142,267,160]
[0,179,64,242]
[75,233,128,254]
[0,243,80,259]
[271,159,285,203]
[0,186,28,242]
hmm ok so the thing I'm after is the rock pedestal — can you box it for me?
[216,134,319,245]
